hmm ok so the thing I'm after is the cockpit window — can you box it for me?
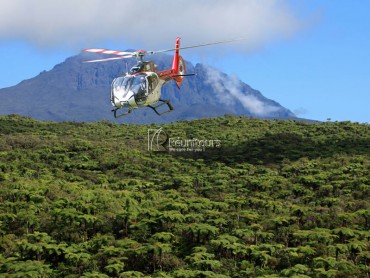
[132,74,148,104]
[147,74,158,92]
[130,66,141,74]
[114,77,128,89]
[112,76,132,99]
[111,74,148,104]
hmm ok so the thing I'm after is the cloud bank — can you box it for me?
[0,0,302,51]
[205,67,280,116]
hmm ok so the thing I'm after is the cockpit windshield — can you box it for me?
[112,76,132,98]
[111,73,159,106]
[112,74,146,95]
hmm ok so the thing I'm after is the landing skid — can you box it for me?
[148,99,174,116]
[112,99,174,118]
[112,107,132,118]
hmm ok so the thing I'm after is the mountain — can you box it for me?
[0,52,296,123]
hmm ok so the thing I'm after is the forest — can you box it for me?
[0,114,369,277]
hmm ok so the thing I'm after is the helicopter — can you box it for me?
[83,37,241,118]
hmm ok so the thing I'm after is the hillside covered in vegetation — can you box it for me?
[0,115,369,277]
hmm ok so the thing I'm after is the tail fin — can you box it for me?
[171,37,186,87]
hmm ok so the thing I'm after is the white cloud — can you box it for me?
[0,0,303,51]
[205,67,280,116]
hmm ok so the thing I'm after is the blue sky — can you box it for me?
[0,0,369,123]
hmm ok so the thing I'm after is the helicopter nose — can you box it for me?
[112,89,133,107]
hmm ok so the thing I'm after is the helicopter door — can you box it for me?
[133,74,149,105]
[147,73,159,93]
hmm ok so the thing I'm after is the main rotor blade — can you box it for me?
[83,48,134,56]
[150,37,245,54]
[83,56,134,63]
[82,37,244,63]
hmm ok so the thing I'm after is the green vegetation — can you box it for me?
[0,114,369,277]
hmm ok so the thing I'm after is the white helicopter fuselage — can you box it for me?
[111,71,166,110]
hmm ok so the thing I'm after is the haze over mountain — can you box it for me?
[0,52,296,123]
